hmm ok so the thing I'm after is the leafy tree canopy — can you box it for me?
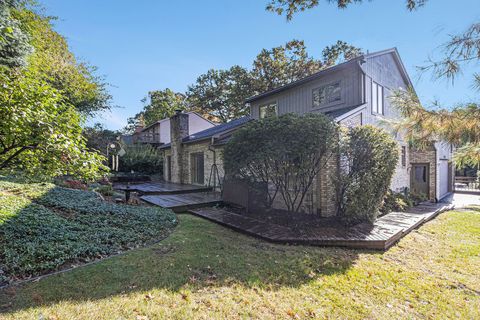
[0,3,33,68]
[0,70,108,181]
[251,39,322,92]
[185,40,362,123]
[266,0,428,20]
[125,89,186,132]
[83,123,120,157]
[391,22,480,168]
[11,5,111,116]
[187,65,254,123]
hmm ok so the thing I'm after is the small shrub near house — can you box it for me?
[119,144,163,175]
[380,190,412,215]
[336,126,399,226]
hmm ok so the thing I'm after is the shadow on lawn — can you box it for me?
[0,214,370,314]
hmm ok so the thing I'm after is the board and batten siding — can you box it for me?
[361,52,412,192]
[250,63,364,119]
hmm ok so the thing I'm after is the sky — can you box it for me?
[40,0,480,130]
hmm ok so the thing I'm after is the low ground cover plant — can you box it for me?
[0,180,177,285]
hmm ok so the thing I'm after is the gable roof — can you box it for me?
[245,48,413,104]
[160,116,252,149]
[141,111,216,132]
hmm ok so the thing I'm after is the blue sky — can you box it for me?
[40,0,479,130]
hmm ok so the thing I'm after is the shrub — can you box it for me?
[94,184,114,196]
[119,144,163,175]
[224,113,338,212]
[336,126,399,226]
[379,190,411,215]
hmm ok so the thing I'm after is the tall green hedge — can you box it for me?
[336,125,399,226]
[119,144,163,175]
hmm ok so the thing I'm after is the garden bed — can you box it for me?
[0,180,177,287]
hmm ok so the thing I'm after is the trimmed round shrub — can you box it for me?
[336,125,399,226]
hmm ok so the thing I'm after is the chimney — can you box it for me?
[170,110,189,183]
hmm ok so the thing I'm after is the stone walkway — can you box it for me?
[189,201,455,250]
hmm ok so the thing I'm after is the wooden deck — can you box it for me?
[189,202,454,250]
[114,181,212,195]
[141,192,222,212]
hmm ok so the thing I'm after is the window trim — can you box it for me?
[312,80,343,109]
[371,80,385,116]
[259,101,278,119]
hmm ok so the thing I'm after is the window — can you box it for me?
[259,102,277,118]
[313,81,342,107]
[191,152,204,185]
[401,146,406,167]
[372,81,384,115]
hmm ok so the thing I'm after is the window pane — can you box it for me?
[372,82,378,113]
[378,85,384,115]
[313,82,341,107]
[260,103,277,118]
[330,82,341,102]
[313,88,326,106]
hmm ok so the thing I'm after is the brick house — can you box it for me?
[158,48,453,216]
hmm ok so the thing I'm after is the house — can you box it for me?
[246,48,454,213]
[158,48,453,216]
[159,114,251,188]
[136,111,215,145]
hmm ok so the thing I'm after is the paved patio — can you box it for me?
[189,201,455,250]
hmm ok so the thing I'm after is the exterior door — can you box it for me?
[191,152,204,185]
[411,164,429,196]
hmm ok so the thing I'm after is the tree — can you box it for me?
[251,39,322,92]
[224,113,338,212]
[0,70,108,181]
[126,89,187,130]
[12,6,111,116]
[186,66,254,123]
[252,39,363,93]
[266,0,428,20]
[83,123,120,157]
[390,22,480,168]
[391,90,480,168]
[335,126,399,226]
[0,3,33,68]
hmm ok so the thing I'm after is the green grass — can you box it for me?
[0,209,478,319]
[0,181,177,284]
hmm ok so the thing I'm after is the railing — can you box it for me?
[454,176,480,193]
[139,133,160,144]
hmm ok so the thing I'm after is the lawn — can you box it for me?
[0,180,177,286]
[0,208,479,319]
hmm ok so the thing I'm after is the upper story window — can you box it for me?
[259,102,277,118]
[401,146,406,167]
[372,81,384,115]
[313,81,342,107]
